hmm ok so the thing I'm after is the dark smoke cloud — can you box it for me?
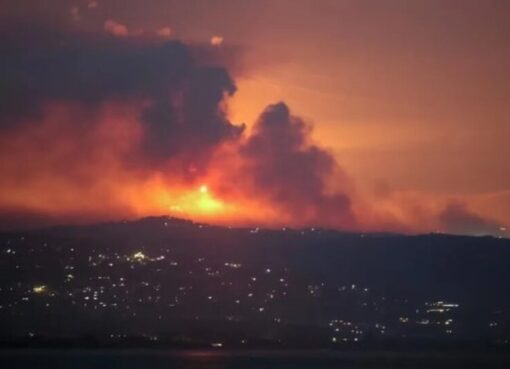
[0,24,356,229]
[240,103,355,227]
[0,25,244,168]
[438,202,501,236]
[140,66,243,164]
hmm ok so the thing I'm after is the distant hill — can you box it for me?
[1,216,509,349]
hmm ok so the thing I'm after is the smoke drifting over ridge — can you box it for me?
[0,24,357,229]
[240,103,355,228]
[0,24,503,235]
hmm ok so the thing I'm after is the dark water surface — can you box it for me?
[1,350,510,369]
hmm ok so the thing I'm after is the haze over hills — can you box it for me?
[1,216,509,349]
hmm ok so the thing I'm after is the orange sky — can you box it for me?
[1,0,509,235]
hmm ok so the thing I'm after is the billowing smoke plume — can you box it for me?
[1,24,354,229]
[240,103,355,228]
[0,24,503,235]
[0,25,244,174]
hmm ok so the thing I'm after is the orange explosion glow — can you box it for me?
[0,101,282,229]
[0,98,505,236]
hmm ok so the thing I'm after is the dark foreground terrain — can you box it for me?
[1,217,509,350]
